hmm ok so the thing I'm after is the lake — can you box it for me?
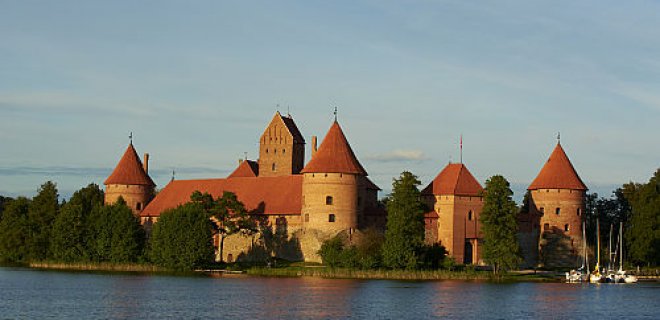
[1,267,658,319]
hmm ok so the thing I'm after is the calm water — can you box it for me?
[1,267,659,319]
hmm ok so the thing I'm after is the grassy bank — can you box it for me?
[246,266,559,281]
[29,261,162,272]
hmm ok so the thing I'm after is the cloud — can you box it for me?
[365,150,429,162]
[0,166,227,178]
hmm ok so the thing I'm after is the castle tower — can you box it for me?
[104,142,156,215]
[422,163,484,264]
[258,112,305,177]
[527,142,587,268]
[300,120,367,235]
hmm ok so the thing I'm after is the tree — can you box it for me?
[480,175,521,273]
[191,191,256,262]
[0,195,13,221]
[0,197,31,262]
[149,203,214,270]
[26,181,59,261]
[382,171,426,270]
[625,169,660,266]
[87,199,145,263]
[50,184,105,262]
[50,203,87,262]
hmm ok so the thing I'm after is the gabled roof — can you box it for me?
[141,175,303,217]
[422,163,482,197]
[301,121,367,175]
[104,143,155,186]
[228,160,259,178]
[261,112,305,144]
[280,114,305,144]
[528,143,587,191]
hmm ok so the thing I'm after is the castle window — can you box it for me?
[326,196,333,205]
[468,210,473,221]
[329,214,335,222]
[136,202,142,210]
[304,214,309,222]
[577,208,581,216]
[274,149,277,154]
[544,223,550,231]
[266,148,269,153]
[555,207,561,215]
[272,163,276,171]
[283,149,286,154]
[564,224,570,232]
[540,207,545,215]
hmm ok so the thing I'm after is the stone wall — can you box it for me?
[105,184,154,215]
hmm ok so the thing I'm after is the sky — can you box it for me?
[1,0,659,202]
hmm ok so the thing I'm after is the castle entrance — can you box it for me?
[463,241,473,264]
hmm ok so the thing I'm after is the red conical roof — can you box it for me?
[104,143,155,186]
[228,160,259,178]
[422,163,483,196]
[301,121,367,175]
[528,143,587,191]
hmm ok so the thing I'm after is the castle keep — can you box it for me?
[104,112,587,267]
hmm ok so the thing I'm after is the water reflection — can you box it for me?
[1,267,659,319]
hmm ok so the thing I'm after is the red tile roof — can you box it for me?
[301,121,367,175]
[422,163,483,196]
[528,143,587,191]
[228,160,259,178]
[141,175,302,217]
[362,177,381,191]
[104,143,155,186]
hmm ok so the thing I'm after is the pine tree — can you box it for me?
[480,175,521,273]
[382,171,426,270]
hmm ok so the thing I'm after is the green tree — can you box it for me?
[191,191,256,262]
[0,197,31,262]
[50,203,87,262]
[382,171,426,270]
[480,175,521,273]
[87,199,145,263]
[26,181,60,261]
[318,236,345,268]
[149,203,214,270]
[0,195,13,221]
[50,184,105,262]
[626,169,660,266]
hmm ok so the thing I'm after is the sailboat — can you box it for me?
[566,221,589,283]
[589,219,604,283]
[614,222,638,284]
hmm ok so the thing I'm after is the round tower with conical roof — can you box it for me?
[527,142,587,268]
[300,121,367,236]
[104,142,156,215]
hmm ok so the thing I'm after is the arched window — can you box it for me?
[272,163,276,171]
[328,214,336,222]
[468,210,473,221]
[564,224,570,232]
[283,149,286,154]
[556,207,561,215]
[136,202,142,210]
[326,196,333,205]
[304,214,309,222]
[577,208,581,216]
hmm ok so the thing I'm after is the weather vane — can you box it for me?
[129,132,133,144]
[557,132,561,144]
[334,106,338,121]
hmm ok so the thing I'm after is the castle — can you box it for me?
[104,112,588,267]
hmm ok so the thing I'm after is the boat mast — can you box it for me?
[595,219,601,273]
[583,221,588,271]
[620,222,624,271]
[609,224,613,271]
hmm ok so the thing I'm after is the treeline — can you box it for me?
[0,182,146,264]
[0,182,251,271]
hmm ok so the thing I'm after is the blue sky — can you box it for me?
[1,1,659,201]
